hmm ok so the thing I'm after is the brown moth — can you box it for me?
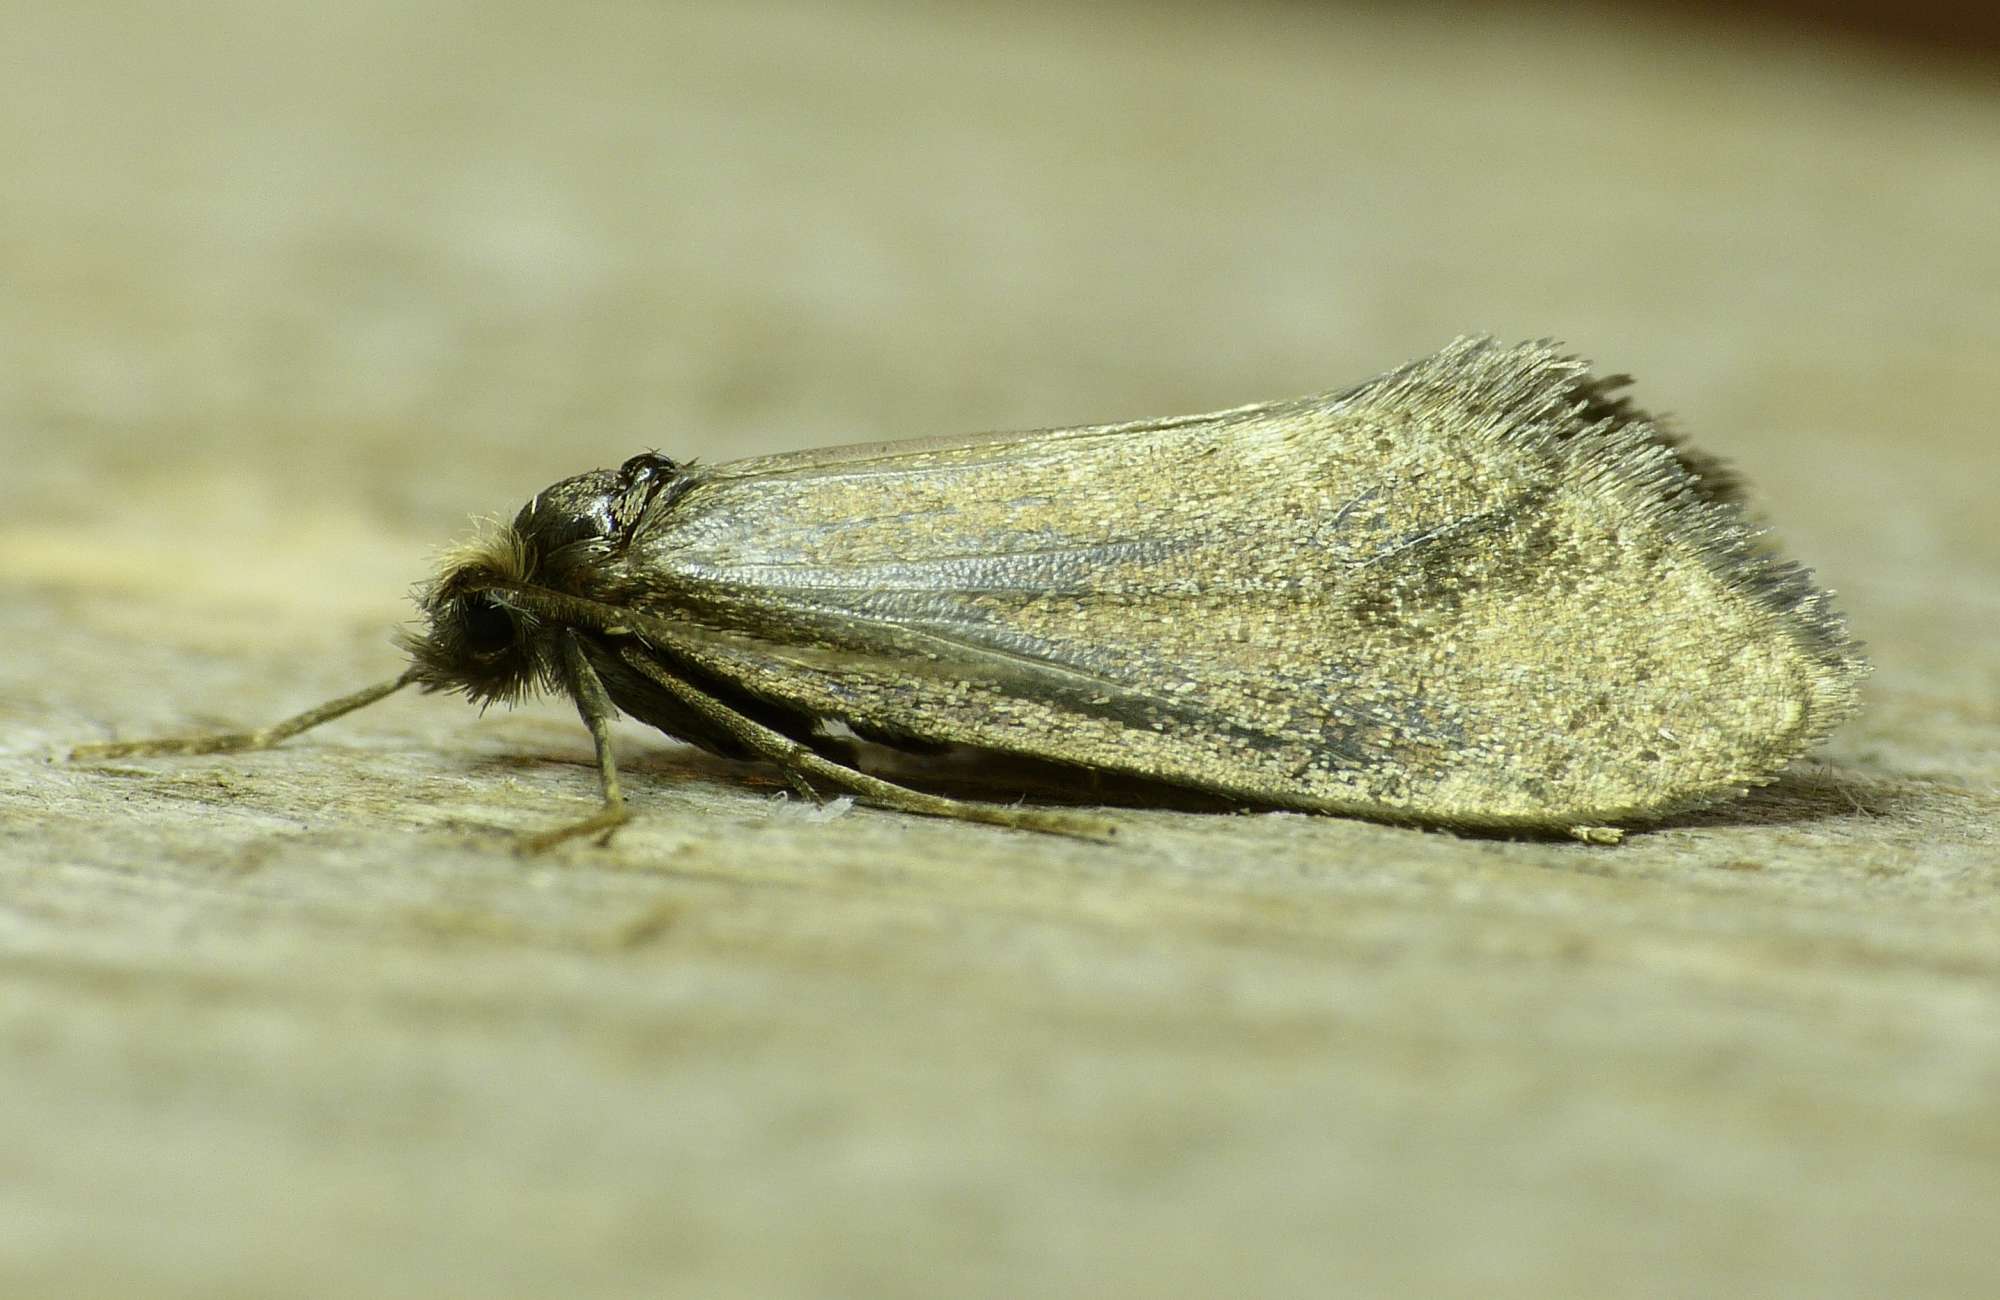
[74,338,1866,846]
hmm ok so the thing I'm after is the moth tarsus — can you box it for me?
[74,337,1866,846]
[516,803,633,854]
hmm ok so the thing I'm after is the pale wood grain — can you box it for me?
[4,3,1997,1296]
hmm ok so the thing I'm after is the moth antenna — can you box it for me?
[70,671,419,760]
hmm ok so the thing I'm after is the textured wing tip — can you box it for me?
[1370,335,1871,766]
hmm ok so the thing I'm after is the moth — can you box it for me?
[74,338,1866,846]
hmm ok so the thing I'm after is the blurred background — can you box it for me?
[4,2,1998,1296]
[4,0,1995,679]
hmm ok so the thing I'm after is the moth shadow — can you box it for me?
[1652,762,1911,832]
[480,735,1229,816]
[468,738,1903,838]
[467,743,781,789]
[854,744,1250,815]
[849,749,1917,838]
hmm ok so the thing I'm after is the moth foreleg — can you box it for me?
[615,648,1115,842]
[519,634,634,853]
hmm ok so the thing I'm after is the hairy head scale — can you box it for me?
[399,514,550,706]
[397,453,693,707]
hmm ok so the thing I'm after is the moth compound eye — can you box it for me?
[617,452,678,487]
[460,594,516,658]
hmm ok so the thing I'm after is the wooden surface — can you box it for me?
[4,2,1998,1296]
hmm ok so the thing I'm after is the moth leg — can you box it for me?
[520,635,634,853]
[616,648,1115,841]
[778,768,826,805]
[70,671,418,760]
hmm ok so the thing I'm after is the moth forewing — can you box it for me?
[74,337,1865,844]
[585,340,1861,827]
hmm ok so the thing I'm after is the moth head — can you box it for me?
[400,520,551,705]
[398,453,690,705]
